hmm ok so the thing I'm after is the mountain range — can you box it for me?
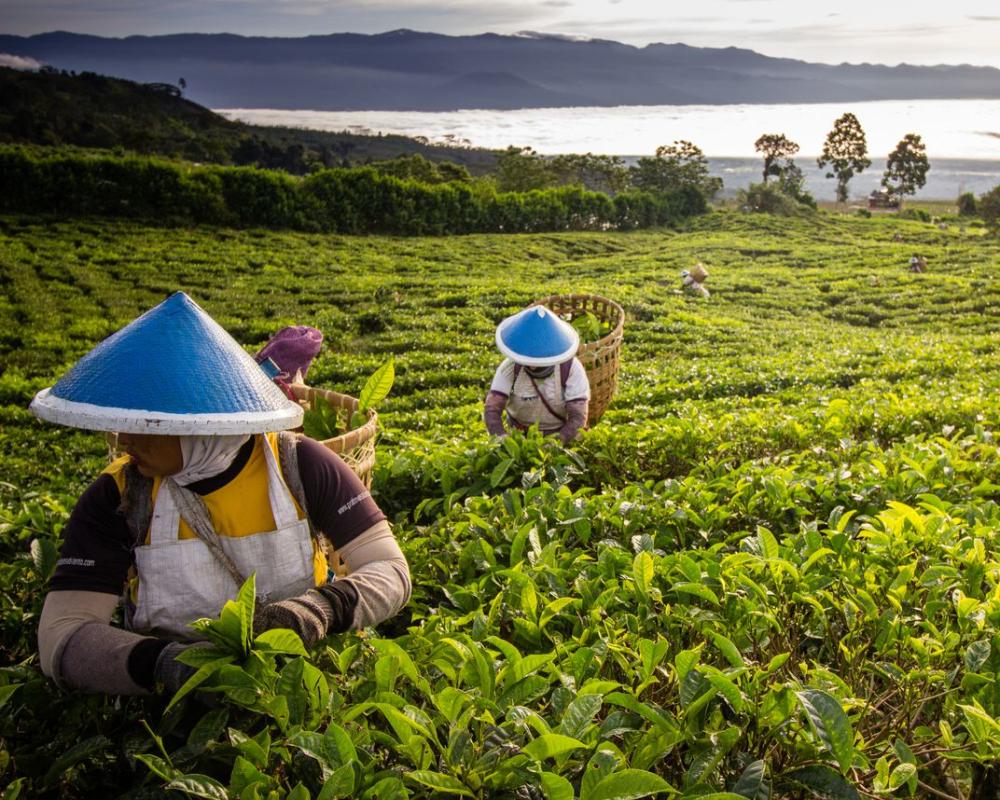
[2,29,999,111]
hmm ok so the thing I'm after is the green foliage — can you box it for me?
[817,112,871,203]
[737,182,814,216]
[3,211,1000,796]
[628,140,722,201]
[0,146,706,235]
[570,312,611,342]
[881,133,931,199]
[302,358,395,439]
[980,184,1000,232]
[958,191,978,217]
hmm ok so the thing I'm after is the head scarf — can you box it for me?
[173,434,252,486]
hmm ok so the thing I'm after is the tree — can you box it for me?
[628,140,722,199]
[980,184,1000,232]
[776,161,816,209]
[754,134,799,183]
[881,134,930,201]
[495,146,552,192]
[817,112,871,203]
[549,153,629,195]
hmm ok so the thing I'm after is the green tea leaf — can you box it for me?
[796,690,854,772]
[781,765,859,800]
[732,759,768,800]
[541,771,575,800]
[166,774,229,800]
[405,770,473,796]
[30,537,57,580]
[255,628,309,656]
[359,358,395,412]
[522,733,587,761]
[584,769,673,800]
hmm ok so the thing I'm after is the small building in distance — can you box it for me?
[868,188,901,210]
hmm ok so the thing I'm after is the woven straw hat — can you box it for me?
[495,306,580,367]
[29,292,303,434]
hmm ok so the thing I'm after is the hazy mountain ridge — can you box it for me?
[1,28,998,111]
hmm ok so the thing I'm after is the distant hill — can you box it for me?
[0,67,498,173]
[1,29,999,111]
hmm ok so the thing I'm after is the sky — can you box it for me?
[2,0,1000,68]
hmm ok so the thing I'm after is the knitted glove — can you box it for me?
[253,583,359,647]
[153,641,203,695]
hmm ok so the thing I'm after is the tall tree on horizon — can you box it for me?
[817,112,871,203]
[754,134,799,184]
[882,134,930,201]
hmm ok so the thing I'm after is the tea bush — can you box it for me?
[0,147,703,236]
[2,211,1000,797]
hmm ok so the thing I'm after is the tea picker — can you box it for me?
[31,292,410,695]
[484,305,590,444]
[681,262,710,297]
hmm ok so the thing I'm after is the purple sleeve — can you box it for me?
[50,474,133,595]
[559,398,589,444]
[295,436,387,549]
[484,390,509,437]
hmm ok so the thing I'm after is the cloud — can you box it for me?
[541,0,573,6]
[0,53,43,70]
[968,15,1000,21]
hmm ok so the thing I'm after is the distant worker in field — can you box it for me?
[909,254,927,273]
[31,292,410,696]
[484,305,590,444]
[681,262,710,297]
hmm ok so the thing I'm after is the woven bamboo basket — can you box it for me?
[106,386,379,488]
[531,293,624,425]
[289,384,378,488]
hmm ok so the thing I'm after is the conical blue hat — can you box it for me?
[495,305,580,367]
[30,292,304,434]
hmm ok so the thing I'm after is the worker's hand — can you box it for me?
[154,641,209,695]
[253,590,331,647]
[254,584,360,646]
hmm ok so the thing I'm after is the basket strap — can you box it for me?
[527,373,567,423]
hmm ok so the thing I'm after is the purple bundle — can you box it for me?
[254,326,323,397]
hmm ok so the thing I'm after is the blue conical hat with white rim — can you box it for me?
[495,305,580,367]
[29,292,303,434]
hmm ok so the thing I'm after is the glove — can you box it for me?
[153,641,204,695]
[253,583,358,647]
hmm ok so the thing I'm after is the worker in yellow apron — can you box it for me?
[32,292,410,695]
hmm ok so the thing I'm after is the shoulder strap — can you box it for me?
[277,431,311,530]
[277,431,346,577]
[119,462,153,548]
[511,362,522,393]
[526,373,567,423]
[560,359,572,388]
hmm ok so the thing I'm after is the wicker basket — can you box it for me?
[289,384,378,488]
[531,293,624,425]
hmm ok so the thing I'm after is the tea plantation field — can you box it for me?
[2,211,1000,798]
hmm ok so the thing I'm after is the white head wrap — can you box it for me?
[173,434,252,486]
